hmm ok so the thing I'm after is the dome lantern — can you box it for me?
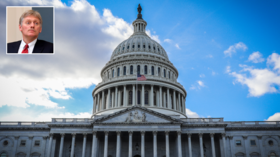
[132,4,147,35]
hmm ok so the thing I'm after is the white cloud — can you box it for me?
[0,107,91,121]
[190,80,205,90]
[197,80,205,87]
[248,51,265,63]
[227,53,280,97]
[266,113,280,121]
[185,108,200,118]
[175,44,180,49]
[0,0,160,108]
[267,53,280,73]
[212,71,216,76]
[199,74,205,78]
[164,39,171,43]
[226,66,231,73]
[206,54,213,58]
[224,42,247,57]
[146,30,161,43]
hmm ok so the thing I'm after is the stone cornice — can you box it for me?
[48,123,92,127]
[182,124,227,127]
[93,105,183,124]
[0,127,49,131]
[226,126,280,131]
[92,78,187,97]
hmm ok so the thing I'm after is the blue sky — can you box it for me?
[0,0,279,121]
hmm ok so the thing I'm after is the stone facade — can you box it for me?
[1,5,280,157]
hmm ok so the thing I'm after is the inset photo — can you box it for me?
[6,6,54,54]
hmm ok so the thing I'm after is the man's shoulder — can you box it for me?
[7,40,21,53]
[34,39,53,53]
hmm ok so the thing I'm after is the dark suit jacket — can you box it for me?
[7,39,53,53]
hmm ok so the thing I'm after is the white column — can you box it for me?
[222,134,227,157]
[13,136,19,156]
[129,131,133,157]
[115,87,118,107]
[210,133,216,157]
[71,133,76,157]
[59,133,65,157]
[159,86,162,107]
[178,93,181,112]
[177,131,182,157]
[142,85,145,106]
[167,88,170,109]
[118,90,121,107]
[188,134,192,157]
[257,136,264,157]
[107,89,111,109]
[173,91,176,110]
[181,96,185,113]
[150,85,154,106]
[163,92,166,108]
[243,136,249,157]
[28,136,33,156]
[153,131,157,157]
[101,91,105,110]
[123,85,127,106]
[227,136,233,157]
[112,92,115,107]
[116,131,121,157]
[141,131,145,157]
[47,133,53,157]
[199,133,204,157]
[133,85,135,106]
[165,131,169,157]
[93,96,96,113]
[97,93,100,112]
[82,133,87,157]
[104,132,109,157]
[92,132,97,157]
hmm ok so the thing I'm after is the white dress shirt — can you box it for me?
[17,39,37,54]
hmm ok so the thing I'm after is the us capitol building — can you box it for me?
[1,5,280,157]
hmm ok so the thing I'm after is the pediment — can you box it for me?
[94,105,182,124]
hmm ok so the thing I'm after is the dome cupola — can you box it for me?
[92,4,187,118]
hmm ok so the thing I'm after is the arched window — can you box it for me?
[144,65,147,74]
[137,65,140,75]
[250,152,260,157]
[164,69,166,77]
[145,90,149,105]
[112,69,114,78]
[133,45,135,48]
[269,153,276,157]
[117,68,120,77]
[123,66,126,75]
[128,91,132,105]
[235,152,245,157]
[127,46,129,49]
[143,45,145,48]
[158,67,161,76]
[31,152,41,157]
[16,152,26,157]
[0,153,7,157]
[149,45,151,49]
[151,66,154,75]
[137,90,141,105]
[130,65,133,74]
[153,91,156,106]
[138,45,140,48]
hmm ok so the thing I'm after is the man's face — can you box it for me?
[19,15,42,40]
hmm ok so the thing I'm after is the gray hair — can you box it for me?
[19,10,42,26]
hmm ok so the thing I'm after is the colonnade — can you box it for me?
[48,132,222,157]
[93,84,186,115]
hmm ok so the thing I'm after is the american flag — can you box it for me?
[137,74,147,81]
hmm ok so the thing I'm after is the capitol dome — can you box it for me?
[92,5,187,118]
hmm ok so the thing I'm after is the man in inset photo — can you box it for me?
[7,9,53,54]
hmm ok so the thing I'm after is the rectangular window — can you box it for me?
[34,140,40,146]
[236,140,241,146]
[20,140,26,146]
[250,140,256,146]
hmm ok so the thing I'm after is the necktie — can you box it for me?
[21,44,29,54]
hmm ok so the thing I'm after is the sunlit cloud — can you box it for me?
[224,42,247,57]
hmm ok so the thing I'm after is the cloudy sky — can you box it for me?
[0,0,279,122]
